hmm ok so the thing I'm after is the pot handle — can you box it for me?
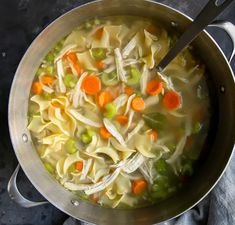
[7,164,48,208]
[209,20,235,63]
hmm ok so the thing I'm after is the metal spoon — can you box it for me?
[156,0,235,72]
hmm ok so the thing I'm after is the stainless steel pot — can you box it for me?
[8,0,235,224]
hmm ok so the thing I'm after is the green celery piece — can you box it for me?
[126,67,141,86]
[76,191,89,200]
[64,74,77,88]
[142,112,167,131]
[155,159,170,175]
[65,139,77,154]
[85,21,92,29]
[36,67,43,76]
[91,48,106,60]
[45,66,54,75]
[151,185,168,199]
[167,143,176,152]
[87,128,94,137]
[93,18,101,25]
[42,92,53,100]
[103,103,117,118]
[101,72,119,86]
[182,163,193,176]
[45,52,54,62]
[44,162,54,174]
[68,164,76,173]
[192,122,202,134]
[81,133,92,144]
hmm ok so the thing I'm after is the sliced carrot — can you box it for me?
[96,60,105,70]
[186,136,193,147]
[32,82,42,95]
[75,161,83,171]
[41,75,54,85]
[51,102,62,108]
[132,179,148,195]
[146,80,163,96]
[97,91,113,108]
[95,27,103,40]
[146,25,158,34]
[131,97,145,111]
[66,52,77,64]
[100,127,111,139]
[147,130,158,141]
[82,75,101,95]
[163,90,181,110]
[73,62,82,76]
[90,194,99,203]
[116,115,128,125]
[124,86,134,96]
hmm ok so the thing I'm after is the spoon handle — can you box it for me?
[156,0,235,71]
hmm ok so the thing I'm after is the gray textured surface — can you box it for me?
[0,0,234,225]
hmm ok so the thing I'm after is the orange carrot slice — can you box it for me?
[75,161,83,171]
[163,90,181,110]
[96,60,105,70]
[146,80,163,96]
[41,75,54,85]
[116,115,128,125]
[124,86,134,96]
[66,52,77,64]
[131,97,145,111]
[132,179,148,195]
[147,130,158,141]
[100,127,111,139]
[32,82,42,95]
[97,91,113,108]
[82,75,101,95]
[95,27,103,40]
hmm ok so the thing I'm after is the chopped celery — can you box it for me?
[85,21,92,29]
[103,103,117,118]
[91,48,106,60]
[81,133,92,144]
[87,128,94,137]
[54,42,63,53]
[36,67,43,76]
[135,91,142,97]
[192,122,202,134]
[65,138,77,154]
[155,159,172,175]
[93,18,101,25]
[45,66,53,75]
[151,185,168,199]
[44,162,54,174]
[45,52,54,62]
[167,143,176,152]
[42,92,53,100]
[76,191,89,200]
[101,72,119,86]
[68,164,76,173]
[64,74,78,88]
[126,67,141,86]
[182,163,193,176]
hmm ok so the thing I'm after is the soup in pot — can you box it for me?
[28,16,211,208]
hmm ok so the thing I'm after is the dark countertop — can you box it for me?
[0,1,234,225]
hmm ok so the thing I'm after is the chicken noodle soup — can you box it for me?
[28,16,210,208]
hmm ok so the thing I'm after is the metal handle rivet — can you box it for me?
[22,134,28,143]
[220,85,225,93]
[71,199,80,206]
[171,21,178,27]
